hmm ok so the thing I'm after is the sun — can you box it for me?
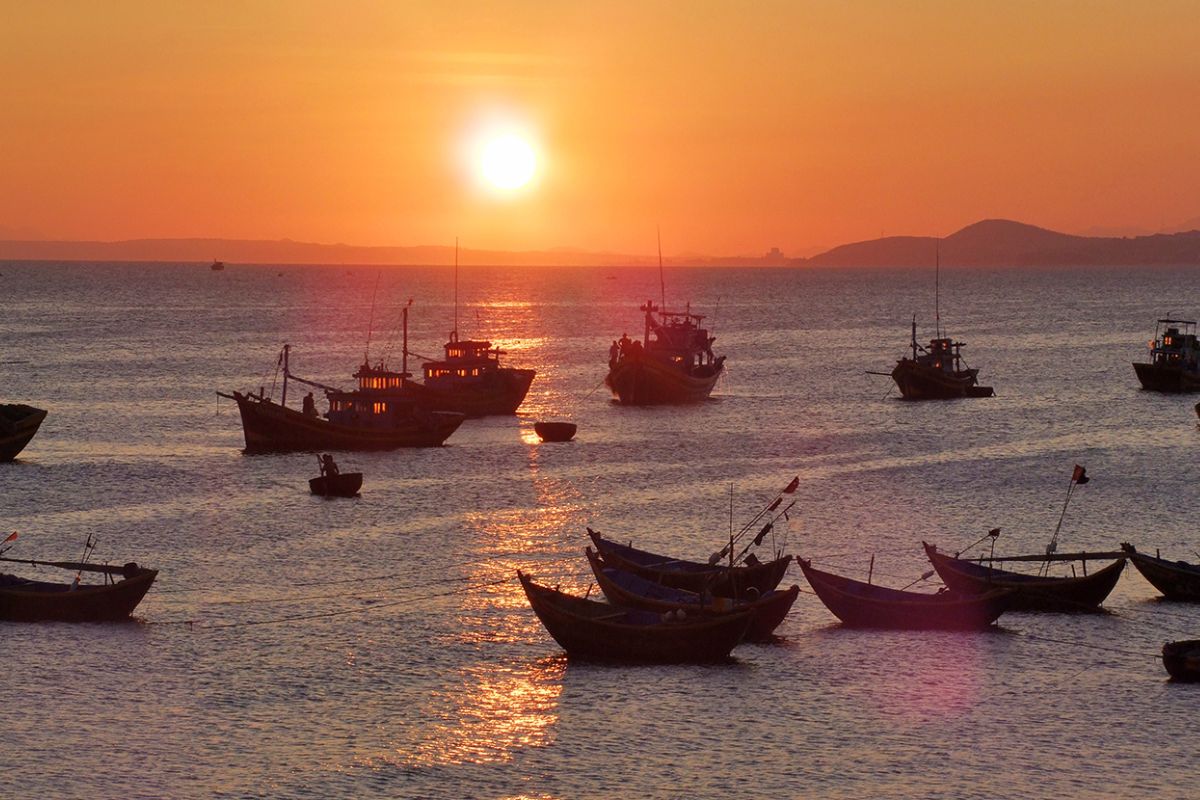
[478,133,537,191]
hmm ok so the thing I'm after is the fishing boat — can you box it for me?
[1133,318,1200,392]
[605,300,725,405]
[533,421,576,442]
[923,542,1125,612]
[1121,543,1200,601]
[889,317,994,399]
[797,558,1009,630]
[0,403,47,461]
[218,345,465,453]
[1162,640,1200,681]
[210,259,225,271]
[517,571,752,662]
[587,529,792,599]
[0,556,157,622]
[396,331,535,417]
[585,547,799,641]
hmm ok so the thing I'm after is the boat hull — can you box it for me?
[586,548,799,642]
[0,404,48,461]
[0,568,157,622]
[533,421,577,442]
[308,472,363,497]
[798,558,1008,630]
[587,529,791,599]
[400,368,536,416]
[1133,362,1200,392]
[518,571,751,662]
[605,356,722,405]
[1123,544,1200,601]
[1163,640,1200,681]
[227,392,464,453]
[891,361,993,400]
[924,542,1125,612]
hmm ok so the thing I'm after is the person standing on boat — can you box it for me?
[319,454,339,477]
[609,340,620,368]
[302,392,317,416]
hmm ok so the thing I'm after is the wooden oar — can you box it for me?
[0,556,132,576]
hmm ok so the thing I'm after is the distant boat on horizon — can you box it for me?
[210,259,225,271]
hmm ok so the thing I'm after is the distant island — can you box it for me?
[2,218,1199,267]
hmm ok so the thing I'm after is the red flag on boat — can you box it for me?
[3,531,16,543]
[1072,465,1089,485]
[782,477,799,494]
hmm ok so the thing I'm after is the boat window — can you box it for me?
[373,402,386,414]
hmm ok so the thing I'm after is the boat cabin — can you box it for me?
[423,331,505,386]
[916,337,967,373]
[636,300,719,369]
[317,362,417,427]
[1148,319,1200,368]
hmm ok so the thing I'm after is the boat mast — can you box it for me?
[934,238,941,340]
[911,315,918,361]
[366,271,381,364]
[281,344,290,408]
[402,298,412,378]
[657,226,666,311]
[453,237,459,342]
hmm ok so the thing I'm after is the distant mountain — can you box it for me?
[802,219,1200,267]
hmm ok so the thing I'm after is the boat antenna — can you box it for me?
[934,237,941,339]
[657,226,666,311]
[454,237,459,341]
[365,270,382,364]
[729,483,735,569]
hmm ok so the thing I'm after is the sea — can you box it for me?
[2,260,1199,800]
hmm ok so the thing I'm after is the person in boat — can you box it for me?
[618,333,631,355]
[302,392,317,417]
[319,453,339,477]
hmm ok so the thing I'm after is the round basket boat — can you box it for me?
[534,421,577,442]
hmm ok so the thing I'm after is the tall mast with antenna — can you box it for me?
[935,237,941,339]
[454,237,459,341]
[657,226,666,311]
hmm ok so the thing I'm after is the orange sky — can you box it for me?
[3,1,1199,257]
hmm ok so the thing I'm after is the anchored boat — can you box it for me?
[605,300,725,404]
[1122,543,1200,601]
[1133,318,1200,392]
[0,403,47,461]
[890,316,993,399]
[219,345,464,453]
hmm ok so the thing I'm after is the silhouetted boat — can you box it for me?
[586,528,791,599]
[1162,640,1200,681]
[533,421,576,442]
[1133,319,1200,392]
[218,345,464,453]
[210,259,225,271]
[923,542,1125,612]
[309,472,363,497]
[797,558,1009,630]
[0,404,47,461]
[585,547,799,641]
[517,571,752,662]
[890,316,993,399]
[605,300,725,404]
[0,558,157,622]
[397,331,535,416]
[1122,543,1200,601]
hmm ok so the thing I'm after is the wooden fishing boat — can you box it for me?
[797,558,1009,630]
[395,332,535,417]
[0,559,157,622]
[923,542,1125,612]
[533,421,576,442]
[1162,640,1200,681]
[585,547,799,641]
[218,345,464,453]
[0,403,47,461]
[890,317,993,399]
[517,571,752,662]
[309,472,363,497]
[210,259,225,271]
[1122,543,1200,601]
[587,528,792,599]
[1133,319,1200,392]
[605,300,725,405]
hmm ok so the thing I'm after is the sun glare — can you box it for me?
[478,134,537,191]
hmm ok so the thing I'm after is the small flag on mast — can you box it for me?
[1072,465,1089,485]
[782,477,799,494]
[3,531,16,543]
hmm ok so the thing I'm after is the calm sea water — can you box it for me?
[2,261,1199,799]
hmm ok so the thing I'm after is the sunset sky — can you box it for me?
[3,1,1199,257]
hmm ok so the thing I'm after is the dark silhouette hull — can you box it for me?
[533,421,576,442]
[0,404,47,461]
[924,542,1124,612]
[1133,362,1200,392]
[1163,640,1200,681]
[518,571,751,662]
[605,356,722,405]
[586,547,798,641]
[587,529,791,599]
[227,391,463,452]
[0,568,157,622]
[798,558,1008,630]
[1123,544,1200,601]
[399,368,535,416]
[309,472,363,497]
[891,361,993,400]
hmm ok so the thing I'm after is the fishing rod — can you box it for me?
[708,476,799,563]
[731,500,798,565]
[1040,464,1089,576]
